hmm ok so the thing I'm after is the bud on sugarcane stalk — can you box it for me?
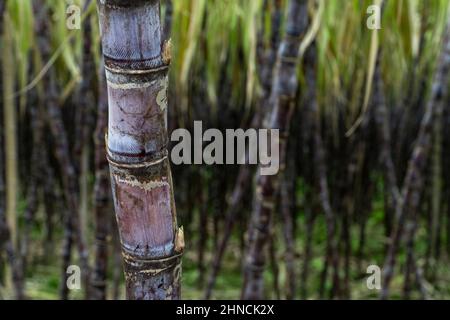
[96,0,182,300]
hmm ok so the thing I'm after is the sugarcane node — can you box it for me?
[122,250,182,277]
[107,152,168,170]
[104,63,169,75]
[101,0,158,9]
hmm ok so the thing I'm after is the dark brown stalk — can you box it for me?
[97,0,183,300]
[280,141,296,299]
[241,0,308,300]
[74,5,96,265]
[197,171,208,287]
[204,164,252,299]
[0,0,5,252]
[304,41,340,299]
[43,164,56,261]
[427,98,443,276]
[355,154,375,273]
[0,119,5,254]
[20,98,42,278]
[90,62,110,300]
[20,65,46,276]
[204,0,283,299]
[300,185,316,299]
[268,230,280,299]
[373,49,401,236]
[35,3,90,298]
[47,77,91,299]
[111,214,122,300]
[163,0,173,42]
[381,20,450,299]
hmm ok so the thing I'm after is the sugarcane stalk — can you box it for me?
[97,0,183,300]
[204,0,284,299]
[242,0,308,300]
[381,18,450,299]
[280,141,297,299]
[91,61,110,300]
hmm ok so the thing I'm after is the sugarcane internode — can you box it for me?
[97,0,182,300]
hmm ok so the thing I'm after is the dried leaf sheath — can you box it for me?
[97,0,182,300]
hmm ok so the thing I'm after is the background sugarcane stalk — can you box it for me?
[34,3,91,299]
[20,85,43,278]
[204,0,283,299]
[381,17,450,299]
[47,75,91,299]
[241,0,309,300]
[91,61,110,300]
[97,0,183,300]
[305,41,340,299]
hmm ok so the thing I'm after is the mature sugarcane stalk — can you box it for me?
[280,137,297,299]
[371,3,401,249]
[381,18,450,299]
[97,0,183,300]
[268,230,281,299]
[20,87,43,277]
[305,41,340,299]
[197,171,208,287]
[242,0,308,300]
[74,4,96,261]
[429,102,443,270]
[43,164,56,261]
[204,0,283,299]
[47,76,91,299]
[373,50,401,255]
[34,3,91,298]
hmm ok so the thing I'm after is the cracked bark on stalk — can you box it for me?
[241,0,308,300]
[97,0,183,300]
[381,18,450,299]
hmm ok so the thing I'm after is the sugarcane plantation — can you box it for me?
[0,0,449,303]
